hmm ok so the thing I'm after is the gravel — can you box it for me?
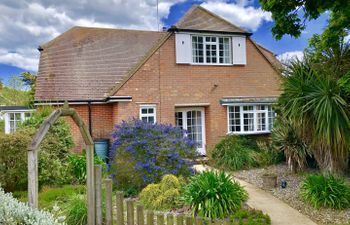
[232,164,350,225]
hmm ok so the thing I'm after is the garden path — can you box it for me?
[193,164,318,225]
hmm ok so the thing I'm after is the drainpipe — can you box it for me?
[88,100,92,137]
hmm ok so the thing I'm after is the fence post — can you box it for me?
[194,217,203,225]
[147,211,154,225]
[116,192,124,225]
[185,216,193,225]
[126,200,134,225]
[95,165,102,225]
[137,205,145,225]
[167,214,174,225]
[156,213,165,225]
[176,214,184,225]
[105,179,113,225]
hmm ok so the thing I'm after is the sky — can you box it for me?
[0,0,329,85]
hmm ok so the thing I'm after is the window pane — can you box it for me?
[148,108,154,114]
[148,117,154,124]
[243,112,254,131]
[229,106,241,132]
[141,108,147,114]
[141,117,148,122]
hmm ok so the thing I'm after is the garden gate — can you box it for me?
[27,103,96,225]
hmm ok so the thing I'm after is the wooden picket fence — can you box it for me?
[94,165,229,225]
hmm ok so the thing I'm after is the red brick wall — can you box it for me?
[66,104,113,152]
[69,34,281,153]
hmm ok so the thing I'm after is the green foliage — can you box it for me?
[62,194,87,225]
[259,0,349,52]
[230,208,271,225]
[211,136,257,171]
[0,119,4,133]
[278,58,350,173]
[39,185,85,209]
[67,153,105,184]
[271,117,309,173]
[140,175,183,211]
[0,107,75,192]
[20,72,36,104]
[300,174,350,209]
[182,171,248,219]
[0,83,31,106]
[212,135,280,171]
[0,129,32,191]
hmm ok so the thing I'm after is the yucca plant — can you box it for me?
[182,171,248,219]
[271,117,309,172]
[278,57,350,173]
[300,174,350,209]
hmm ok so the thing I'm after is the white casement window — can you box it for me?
[139,105,156,124]
[227,105,275,134]
[192,35,231,64]
[4,111,32,134]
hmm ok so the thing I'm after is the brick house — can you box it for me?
[35,5,281,155]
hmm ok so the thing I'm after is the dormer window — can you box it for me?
[192,35,231,64]
[175,33,246,65]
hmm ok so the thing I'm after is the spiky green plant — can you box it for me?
[278,58,350,173]
[182,171,248,219]
[300,174,350,209]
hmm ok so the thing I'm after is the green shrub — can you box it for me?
[182,171,248,219]
[39,185,85,209]
[212,136,256,171]
[251,141,284,167]
[62,194,87,225]
[0,107,75,192]
[300,174,350,209]
[140,174,183,211]
[67,153,106,184]
[0,119,4,133]
[0,187,64,225]
[0,129,32,191]
[230,208,271,225]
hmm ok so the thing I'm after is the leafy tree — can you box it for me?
[20,72,37,103]
[260,0,350,53]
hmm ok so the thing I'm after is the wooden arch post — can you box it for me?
[27,103,95,225]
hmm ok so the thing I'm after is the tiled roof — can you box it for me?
[35,27,164,101]
[176,5,248,33]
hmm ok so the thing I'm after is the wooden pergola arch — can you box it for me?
[27,103,96,225]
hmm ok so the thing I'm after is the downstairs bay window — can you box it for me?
[227,105,275,134]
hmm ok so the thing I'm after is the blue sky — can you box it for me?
[0,0,329,85]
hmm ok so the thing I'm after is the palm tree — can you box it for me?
[278,56,350,173]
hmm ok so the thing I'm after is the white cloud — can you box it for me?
[201,0,272,32]
[0,0,185,72]
[277,51,304,63]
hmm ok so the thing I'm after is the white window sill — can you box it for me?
[227,131,271,135]
[190,63,234,66]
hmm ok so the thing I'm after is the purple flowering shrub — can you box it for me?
[108,119,197,194]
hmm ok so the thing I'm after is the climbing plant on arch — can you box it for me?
[27,104,96,225]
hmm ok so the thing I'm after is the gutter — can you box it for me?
[34,96,132,106]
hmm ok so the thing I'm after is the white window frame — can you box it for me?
[4,110,33,134]
[139,105,156,124]
[227,104,275,135]
[191,34,232,65]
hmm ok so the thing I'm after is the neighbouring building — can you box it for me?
[0,106,34,134]
[34,5,281,155]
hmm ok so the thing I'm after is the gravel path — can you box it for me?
[232,164,350,225]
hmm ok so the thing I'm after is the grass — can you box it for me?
[13,185,85,209]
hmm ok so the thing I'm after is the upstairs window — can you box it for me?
[227,105,275,134]
[139,105,156,124]
[192,35,231,64]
